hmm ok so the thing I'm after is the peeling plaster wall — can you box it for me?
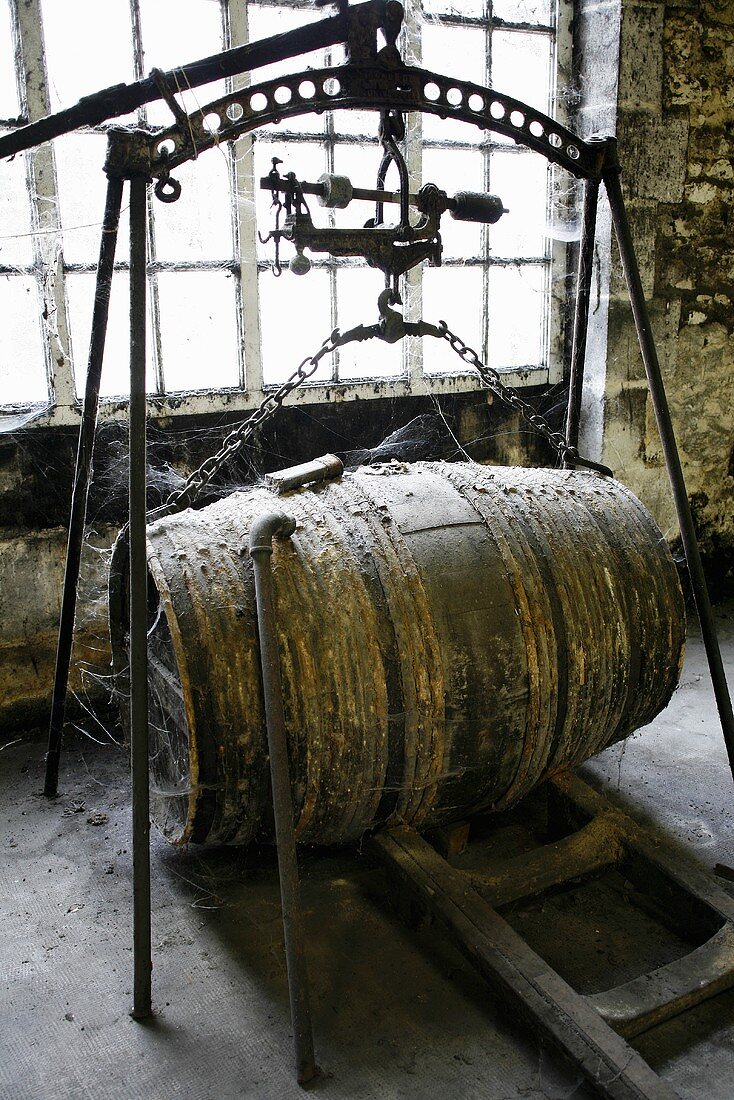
[0,419,117,725]
[0,527,114,728]
[578,0,734,594]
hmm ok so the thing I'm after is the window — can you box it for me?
[0,0,572,424]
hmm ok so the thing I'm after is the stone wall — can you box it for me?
[578,0,734,595]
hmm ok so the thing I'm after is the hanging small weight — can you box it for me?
[289,250,312,275]
[109,461,685,848]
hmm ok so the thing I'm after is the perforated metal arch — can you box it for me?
[142,63,611,182]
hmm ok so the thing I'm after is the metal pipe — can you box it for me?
[44,175,124,797]
[265,453,344,494]
[564,176,599,456]
[129,174,152,1020]
[249,512,318,1087]
[604,163,734,779]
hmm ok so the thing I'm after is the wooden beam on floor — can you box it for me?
[374,826,679,1100]
[469,811,624,908]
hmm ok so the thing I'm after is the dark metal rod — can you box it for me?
[0,6,360,160]
[604,166,734,779]
[129,174,152,1020]
[43,175,124,797]
[261,175,413,206]
[259,176,506,221]
[249,514,318,1087]
[564,176,599,455]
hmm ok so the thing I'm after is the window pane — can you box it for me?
[55,133,130,266]
[547,166,581,243]
[332,107,380,140]
[494,0,552,25]
[140,0,226,128]
[0,276,47,404]
[422,24,486,144]
[158,271,239,392]
[259,267,333,386]
[423,23,486,85]
[67,271,156,398]
[491,31,551,115]
[423,147,484,259]
[152,152,233,262]
[489,150,548,258]
[248,5,325,134]
[423,0,486,18]
[0,144,34,266]
[0,0,19,119]
[487,263,545,370]
[336,268,403,380]
[422,265,484,375]
[41,0,135,112]
[140,0,223,68]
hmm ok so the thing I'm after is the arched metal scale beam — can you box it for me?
[107,64,612,183]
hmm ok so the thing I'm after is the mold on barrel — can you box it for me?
[109,461,686,847]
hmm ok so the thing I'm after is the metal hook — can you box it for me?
[377,286,406,343]
[154,174,182,203]
[258,198,285,276]
[268,157,283,203]
[374,110,410,230]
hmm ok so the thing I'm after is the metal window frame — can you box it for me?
[1,0,572,427]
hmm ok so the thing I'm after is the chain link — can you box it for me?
[149,328,344,521]
[439,322,612,476]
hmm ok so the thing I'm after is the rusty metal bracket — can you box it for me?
[285,188,443,280]
[258,157,445,282]
[103,128,154,181]
[151,67,192,134]
[279,104,444,282]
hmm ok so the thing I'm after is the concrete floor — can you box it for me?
[2,603,733,1100]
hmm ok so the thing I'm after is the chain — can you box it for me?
[148,316,610,525]
[148,327,346,522]
[438,322,613,476]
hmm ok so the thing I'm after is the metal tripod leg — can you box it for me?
[43,175,124,797]
[564,176,599,454]
[250,513,318,1087]
[129,174,152,1020]
[604,166,734,779]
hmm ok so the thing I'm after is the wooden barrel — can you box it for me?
[109,461,685,846]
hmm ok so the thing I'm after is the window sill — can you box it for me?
[9,364,556,429]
